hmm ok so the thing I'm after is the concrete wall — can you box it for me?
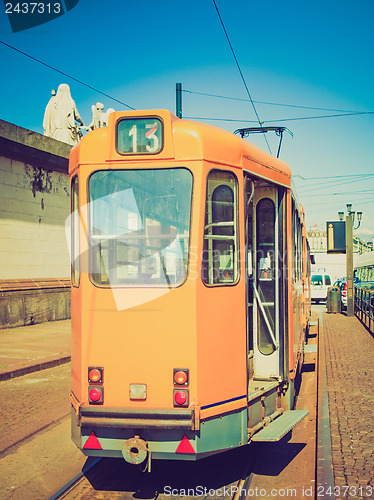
[0,280,71,328]
[0,157,71,278]
[0,120,72,327]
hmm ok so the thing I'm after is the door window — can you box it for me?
[202,170,238,285]
[256,198,276,355]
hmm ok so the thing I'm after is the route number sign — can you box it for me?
[117,118,163,155]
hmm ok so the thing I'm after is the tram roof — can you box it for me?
[355,251,374,268]
[70,109,292,188]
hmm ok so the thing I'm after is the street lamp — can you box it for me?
[338,204,363,317]
[356,212,363,228]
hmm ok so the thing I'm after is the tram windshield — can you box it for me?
[88,168,193,287]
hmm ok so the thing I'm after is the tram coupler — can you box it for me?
[121,436,151,471]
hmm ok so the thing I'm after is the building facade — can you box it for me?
[0,119,72,327]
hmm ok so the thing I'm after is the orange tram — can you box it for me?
[69,109,311,469]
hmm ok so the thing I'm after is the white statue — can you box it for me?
[43,83,84,145]
[43,89,56,137]
[87,102,115,130]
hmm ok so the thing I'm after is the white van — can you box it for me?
[311,273,332,303]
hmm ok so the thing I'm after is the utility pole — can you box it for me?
[339,205,362,317]
[176,83,182,118]
[346,211,354,317]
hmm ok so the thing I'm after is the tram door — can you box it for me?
[245,176,280,380]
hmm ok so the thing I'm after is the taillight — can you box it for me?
[88,367,103,383]
[173,369,189,386]
[88,367,104,404]
[173,368,189,407]
[88,386,103,403]
[174,389,189,407]
[343,282,347,296]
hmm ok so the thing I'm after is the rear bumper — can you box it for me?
[71,403,247,461]
[79,406,198,431]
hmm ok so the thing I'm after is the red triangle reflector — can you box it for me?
[83,432,102,450]
[175,435,196,454]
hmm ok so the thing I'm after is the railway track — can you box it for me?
[49,444,258,500]
[50,316,319,500]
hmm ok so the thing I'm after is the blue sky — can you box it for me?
[1,0,373,240]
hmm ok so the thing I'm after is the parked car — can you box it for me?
[333,277,347,309]
[334,277,360,310]
[311,273,332,303]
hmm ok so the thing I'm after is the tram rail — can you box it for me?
[49,453,256,500]
[50,313,319,500]
[48,458,102,500]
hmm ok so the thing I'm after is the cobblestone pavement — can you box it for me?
[323,312,374,500]
[0,363,70,454]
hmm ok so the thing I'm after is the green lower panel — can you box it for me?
[73,407,247,461]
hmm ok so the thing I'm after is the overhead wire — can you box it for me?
[0,40,135,110]
[183,89,364,113]
[267,111,374,123]
[296,176,374,194]
[2,40,372,129]
[185,116,258,123]
[211,0,271,154]
[302,189,374,197]
[185,111,374,124]
[293,174,374,180]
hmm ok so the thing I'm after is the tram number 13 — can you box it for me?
[116,117,163,155]
[129,123,159,153]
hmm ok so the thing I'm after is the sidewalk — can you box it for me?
[322,311,374,496]
[0,320,71,381]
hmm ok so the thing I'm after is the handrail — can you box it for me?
[354,286,374,335]
[253,284,278,348]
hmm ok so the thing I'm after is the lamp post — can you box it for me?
[338,205,362,317]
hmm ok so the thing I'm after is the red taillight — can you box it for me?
[88,367,104,404]
[343,282,347,296]
[89,386,103,403]
[173,369,189,386]
[174,389,189,407]
[88,367,103,383]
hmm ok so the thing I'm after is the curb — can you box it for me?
[0,355,71,381]
[315,310,335,499]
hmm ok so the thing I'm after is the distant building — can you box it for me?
[307,224,373,282]
[307,224,373,255]
[307,224,327,253]
[353,236,373,255]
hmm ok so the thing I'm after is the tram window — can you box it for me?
[292,200,296,281]
[202,170,238,285]
[256,198,276,355]
[71,175,80,287]
[88,168,193,287]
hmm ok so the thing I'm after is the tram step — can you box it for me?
[251,410,309,442]
[304,344,317,353]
